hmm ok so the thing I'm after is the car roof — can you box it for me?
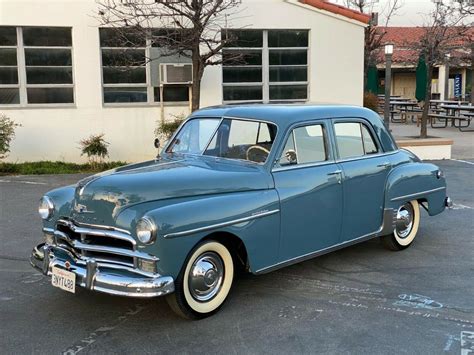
[191,104,379,128]
[190,104,398,153]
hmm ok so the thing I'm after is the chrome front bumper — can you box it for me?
[30,243,174,298]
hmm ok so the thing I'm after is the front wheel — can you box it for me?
[382,200,420,251]
[166,240,234,319]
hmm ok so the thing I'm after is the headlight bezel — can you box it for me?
[136,216,157,245]
[38,196,55,220]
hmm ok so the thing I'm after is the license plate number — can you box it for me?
[51,266,76,293]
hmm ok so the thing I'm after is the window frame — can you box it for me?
[273,120,333,172]
[0,27,20,106]
[100,32,191,107]
[222,29,309,104]
[332,118,383,162]
[0,26,75,108]
[164,116,279,166]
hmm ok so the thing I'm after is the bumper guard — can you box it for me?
[30,243,174,298]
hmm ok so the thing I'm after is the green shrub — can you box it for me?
[363,92,379,112]
[155,113,186,139]
[0,113,21,159]
[79,134,109,166]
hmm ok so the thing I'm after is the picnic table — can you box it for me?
[430,104,474,131]
[429,100,469,110]
[389,101,422,123]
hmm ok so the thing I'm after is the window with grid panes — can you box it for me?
[100,28,190,105]
[0,26,74,106]
[222,29,308,103]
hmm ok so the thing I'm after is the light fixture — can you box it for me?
[385,44,394,55]
[136,216,157,244]
[38,196,54,220]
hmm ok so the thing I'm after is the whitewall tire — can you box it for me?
[167,240,234,319]
[382,200,420,251]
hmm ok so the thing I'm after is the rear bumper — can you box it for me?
[30,243,174,298]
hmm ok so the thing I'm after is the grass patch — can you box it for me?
[0,161,127,176]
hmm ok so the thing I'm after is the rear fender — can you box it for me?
[385,162,447,216]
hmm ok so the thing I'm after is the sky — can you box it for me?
[333,0,449,26]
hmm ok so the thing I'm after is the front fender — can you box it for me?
[122,190,280,279]
[42,186,76,229]
[385,162,447,216]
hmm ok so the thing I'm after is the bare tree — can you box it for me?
[415,1,473,138]
[456,0,474,15]
[343,0,403,88]
[96,0,244,112]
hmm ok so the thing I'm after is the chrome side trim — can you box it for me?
[57,219,135,247]
[163,209,280,239]
[255,209,395,274]
[390,186,446,202]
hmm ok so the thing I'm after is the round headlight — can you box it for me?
[38,196,54,220]
[136,217,157,244]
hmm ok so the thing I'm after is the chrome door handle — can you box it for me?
[328,170,342,184]
[377,162,391,168]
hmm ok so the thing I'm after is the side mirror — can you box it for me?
[154,138,160,149]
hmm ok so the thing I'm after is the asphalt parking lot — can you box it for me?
[0,159,473,354]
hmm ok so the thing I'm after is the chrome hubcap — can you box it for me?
[188,252,224,302]
[395,203,414,239]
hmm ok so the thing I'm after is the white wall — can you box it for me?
[0,0,365,163]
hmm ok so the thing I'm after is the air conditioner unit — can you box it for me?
[160,63,193,85]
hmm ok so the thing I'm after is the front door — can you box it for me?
[333,120,391,242]
[273,121,343,262]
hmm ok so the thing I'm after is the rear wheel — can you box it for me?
[382,200,420,251]
[166,240,234,320]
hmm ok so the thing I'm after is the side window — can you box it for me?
[335,122,378,159]
[279,124,327,165]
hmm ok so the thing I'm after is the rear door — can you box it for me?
[332,119,391,243]
[272,120,343,261]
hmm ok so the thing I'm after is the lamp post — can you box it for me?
[384,44,394,129]
[471,43,473,105]
[444,53,451,100]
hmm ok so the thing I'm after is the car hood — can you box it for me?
[69,156,273,225]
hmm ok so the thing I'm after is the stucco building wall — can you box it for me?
[0,0,365,162]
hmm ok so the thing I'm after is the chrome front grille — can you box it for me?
[47,219,158,269]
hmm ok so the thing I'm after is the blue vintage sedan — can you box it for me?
[31,105,451,319]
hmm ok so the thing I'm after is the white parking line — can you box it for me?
[450,159,474,166]
[0,179,48,185]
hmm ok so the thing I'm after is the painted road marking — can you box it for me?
[450,159,474,166]
[461,331,474,355]
[0,179,48,185]
[452,203,473,210]
[62,304,146,355]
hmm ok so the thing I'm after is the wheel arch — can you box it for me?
[200,231,249,273]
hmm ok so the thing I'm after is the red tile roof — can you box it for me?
[377,27,473,66]
[299,0,371,24]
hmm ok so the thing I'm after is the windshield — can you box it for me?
[166,117,277,164]
[166,118,220,155]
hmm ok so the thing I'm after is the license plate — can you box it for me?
[51,266,76,293]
